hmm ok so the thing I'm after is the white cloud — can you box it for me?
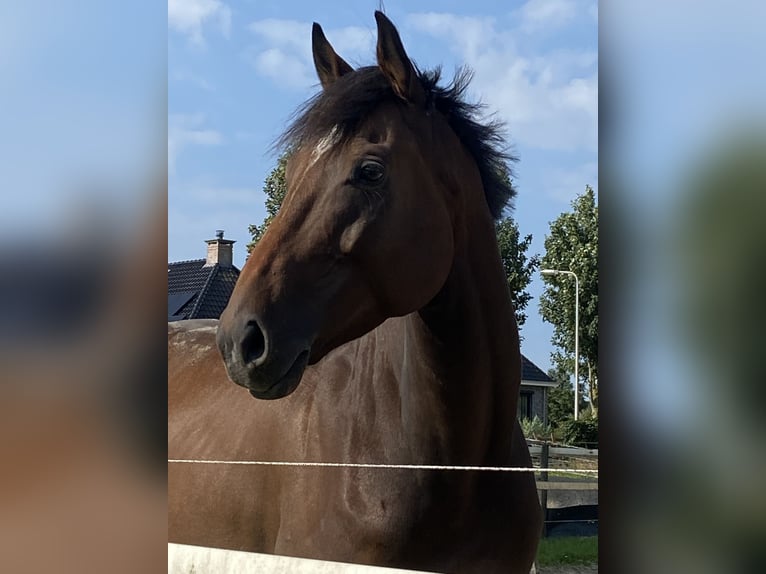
[246,47,314,90]
[406,13,499,62]
[493,70,598,152]
[168,0,231,46]
[168,114,223,175]
[248,19,308,52]
[244,12,596,152]
[248,19,374,60]
[407,13,597,152]
[530,50,598,84]
[327,27,376,61]
[246,20,374,90]
[518,0,577,32]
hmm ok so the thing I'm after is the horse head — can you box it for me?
[216,12,511,399]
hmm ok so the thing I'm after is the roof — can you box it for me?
[521,355,557,388]
[168,259,240,321]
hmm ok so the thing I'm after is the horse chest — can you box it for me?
[274,465,445,560]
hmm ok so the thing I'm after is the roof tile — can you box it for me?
[168,259,240,321]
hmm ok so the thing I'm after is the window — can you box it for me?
[518,390,533,420]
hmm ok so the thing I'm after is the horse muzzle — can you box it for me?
[216,315,311,400]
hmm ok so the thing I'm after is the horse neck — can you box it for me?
[402,203,521,466]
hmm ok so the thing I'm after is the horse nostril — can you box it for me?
[241,320,267,365]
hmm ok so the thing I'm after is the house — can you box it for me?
[168,231,241,321]
[518,356,558,425]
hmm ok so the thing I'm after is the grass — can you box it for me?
[536,536,598,567]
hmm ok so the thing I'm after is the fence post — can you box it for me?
[539,441,549,538]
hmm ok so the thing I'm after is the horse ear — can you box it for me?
[374,11,425,105]
[312,23,354,89]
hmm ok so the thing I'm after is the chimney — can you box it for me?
[204,230,235,267]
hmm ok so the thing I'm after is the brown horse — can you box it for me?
[169,11,541,573]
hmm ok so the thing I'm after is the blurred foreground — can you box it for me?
[0,2,166,572]
[605,2,766,571]
[0,187,167,573]
[616,132,766,574]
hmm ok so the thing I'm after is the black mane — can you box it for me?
[278,66,516,219]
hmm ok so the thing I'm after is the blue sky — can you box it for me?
[168,0,598,373]
[1,2,164,238]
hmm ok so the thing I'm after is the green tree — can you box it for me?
[246,152,289,254]
[546,366,588,429]
[495,217,540,330]
[540,185,598,416]
[248,156,539,335]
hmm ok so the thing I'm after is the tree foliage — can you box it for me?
[495,217,540,330]
[246,152,289,254]
[248,155,540,335]
[560,418,599,449]
[546,363,590,429]
[546,367,583,429]
[540,185,598,416]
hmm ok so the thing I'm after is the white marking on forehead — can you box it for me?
[281,125,342,214]
[310,125,340,165]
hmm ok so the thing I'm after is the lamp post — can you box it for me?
[541,269,580,421]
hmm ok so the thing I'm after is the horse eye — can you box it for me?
[357,160,385,183]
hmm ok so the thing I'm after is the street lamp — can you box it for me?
[541,269,580,421]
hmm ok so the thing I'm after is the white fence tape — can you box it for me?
[167,459,598,475]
